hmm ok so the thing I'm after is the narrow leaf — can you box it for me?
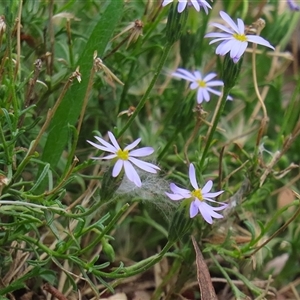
[40,1,123,170]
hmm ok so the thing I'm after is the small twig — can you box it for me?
[14,1,22,80]
[183,107,205,165]
[43,283,68,300]
[48,0,55,75]
[103,35,129,60]
[0,200,65,212]
[254,275,273,300]
[251,40,268,146]
[247,204,300,258]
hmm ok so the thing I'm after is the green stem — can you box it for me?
[6,22,19,124]
[20,224,173,280]
[209,252,247,299]
[151,257,182,300]
[199,87,230,169]
[158,128,181,161]
[62,63,95,179]
[75,203,130,255]
[276,74,300,148]
[117,42,173,137]
[95,240,174,278]
[65,201,129,219]
[0,121,10,165]
[20,235,69,259]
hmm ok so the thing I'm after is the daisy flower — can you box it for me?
[172,68,232,103]
[87,132,160,187]
[166,164,227,224]
[205,11,275,63]
[162,0,212,14]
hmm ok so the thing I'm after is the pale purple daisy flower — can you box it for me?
[165,164,227,224]
[162,0,212,14]
[87,132,160,187]
[287,0,300,11]
[172,68,232,103]
[205,11,275,63]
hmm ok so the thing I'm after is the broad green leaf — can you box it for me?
[40,0,123,172]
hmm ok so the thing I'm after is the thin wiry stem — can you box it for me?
[251,43,268,146]
[118,42,173,137]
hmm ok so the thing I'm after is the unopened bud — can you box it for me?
[168,201,193,243]
[165,3,188,45]
[222,53,243,89]
[101,238,115,262]
[100,166,124,200]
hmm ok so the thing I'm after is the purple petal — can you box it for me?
[203,72,217,82]
[170,183,191,197]
[204,190,224,199]
[287,0,300,11]
[189,164,199,190]
[202,180,212,194]
[205,32,232,40]
[227,94,233,101]
[190,82,199,90]
[162,0,173,7]
[202,88,210,102]
[172,68,195,81]
[99,154,117,160]
[124,138,141,151]
[112,159,123,177]
[229,40,248,59]
[195,201,214,224]
[233,56,241,63]
[128,157,160,173]
[206,208,224,219]
[207,202,228,210]
[237,18,245,34]
[199,0,211,10]
[87,140,115,153]
[207,24,234,35]
[209,37,232,45]
[247,35,275,50]
[94,136,118,152]
[215,40,234,56]
[210,23,235,37]
[206,80,223,87]
[197,89,204,104]
[123,161,142,187]
[129,147,154,157]
[191,0,200,11]
[165,192,185,201]
[193,70,202,80]
[199,197,228,210]
[178,1,187,13]
[108,132,121,150]
[220,11,240,33]
[201,4,209,14]
[189,200,199,218]
[206,87,222,98]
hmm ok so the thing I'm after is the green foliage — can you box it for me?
[0,0,300,298]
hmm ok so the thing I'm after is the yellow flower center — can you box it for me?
[191,189,203,201]
[116,149,129,160]
[233,33,248,42]
[197,80,206,88]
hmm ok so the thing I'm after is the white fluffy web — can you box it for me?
[115,169,178,223]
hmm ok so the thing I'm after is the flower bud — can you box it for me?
[101,238,115,262]
[165,3,188,45]
[100,166,124,201]
[222,53,243,90]
[168,201,193,243]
